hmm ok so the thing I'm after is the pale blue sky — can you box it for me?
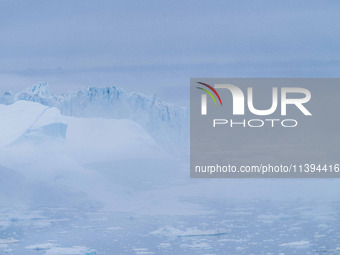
[0,0,339,105]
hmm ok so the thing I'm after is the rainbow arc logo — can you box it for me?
[196,82,222,106]
[196,82,222,115]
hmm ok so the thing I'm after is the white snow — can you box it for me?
[0,238,19,244]
[0,100,50,147]
[133,248,154,254]
[150,226,227,237]
[26,242,56,250]
[0,238,19,249]
[106,227,123,231]
[180,242,211,249]
[279,241,310,247]
[44,246,95,255]
[25,241,95,254]
[157,243,171,248]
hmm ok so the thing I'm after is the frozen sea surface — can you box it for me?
[1,199,340,255]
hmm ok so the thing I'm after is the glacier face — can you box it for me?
[0,83,189,157]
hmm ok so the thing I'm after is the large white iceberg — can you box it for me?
[0,83,189,156]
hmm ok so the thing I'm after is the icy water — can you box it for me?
[1,199,339,254]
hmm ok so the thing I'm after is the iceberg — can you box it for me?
[0,83,189,156]
[0,100,177,208]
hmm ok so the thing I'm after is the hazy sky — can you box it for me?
[0,0,339,105]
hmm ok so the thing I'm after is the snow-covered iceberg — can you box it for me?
[0,83,189,157]
[0,100,180,208]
